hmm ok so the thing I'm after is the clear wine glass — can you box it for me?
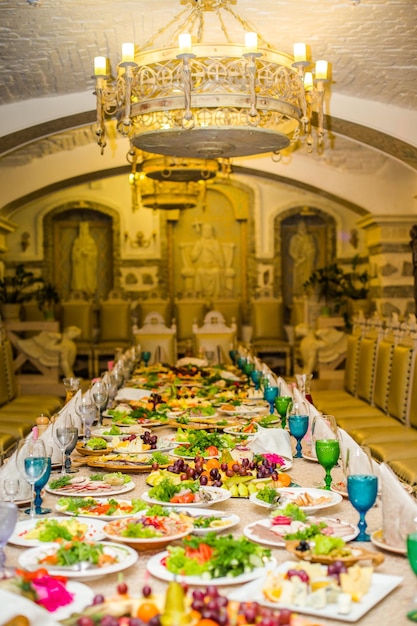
[32,445,53,515]
[75,394,96,442]
[64,424,79,473]
[52,414,74,474]
[17,438,48,519]
[311,414,340,490]
[62,377,80,404]
[3,479,20,503]
[346,446,378,541]
[406,529,417,622]
[0,501,18,577]
[91,379,109,427]
[288,401,309,458]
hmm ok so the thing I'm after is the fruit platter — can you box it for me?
[147,454,293,498]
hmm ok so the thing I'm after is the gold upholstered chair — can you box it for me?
[133,312,177,365]
[192,310,236,365]
[174,298,207,352]
[93,293,133,376]
[211,299,242,340]
[250,298,292,376]
[61,292,94,378]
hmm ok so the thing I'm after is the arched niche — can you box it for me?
[43,201,121,301]
[275,207,337,324]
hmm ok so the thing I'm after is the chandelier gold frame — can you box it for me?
[94,0,329,158]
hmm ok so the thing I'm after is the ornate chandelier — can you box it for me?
[94,0,329,158]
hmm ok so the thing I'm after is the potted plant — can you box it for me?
[0,264,43,321]
[35,282,60,320]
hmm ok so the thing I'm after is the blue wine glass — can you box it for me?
[142,351,151,367]
[237,355,246,372]
[250,369,262,391]
[17,439,48,519]
[229,349,238,364]
[32,450,52,516]
[263,385,279,415]
[346,446,378,541]
[288,413,309,458]
[243,359,254,383]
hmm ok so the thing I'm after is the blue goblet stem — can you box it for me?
[289,415,309,458]
[250,370,262,391]
[347,474,378,541]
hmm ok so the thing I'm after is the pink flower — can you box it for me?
[32,576,74,612]
[263,453,285,466]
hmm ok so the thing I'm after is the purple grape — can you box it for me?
[92,594,105,605]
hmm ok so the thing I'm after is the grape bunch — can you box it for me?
[191,586,229,626]
[237,601,291,626]
[327,559,348,583]
[140,430,158,449]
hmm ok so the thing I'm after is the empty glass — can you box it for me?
[275,396,292,429]
[288,401,309,458]
[263,385,279,415]
[75,394,96,442]
[311,414,340,490]
[64,425,79,473]
[62,377,80,404]
[0,502,18,577]
[17,438,48,518]
[52,414,75,474]
[142,351,151,367]
[3,479,20,504]
[91,379,108,427]
[32,445,53,515]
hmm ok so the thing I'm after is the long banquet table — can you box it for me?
[4,418,415,626]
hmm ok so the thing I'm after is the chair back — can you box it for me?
[386,342,415,424]
[133,313,177,365]
[61,297,94,343]
[192,310,236,364]
[98,299,132,343]
[251,299,285,342]
[175,299,207,342]
[139,300,172,327]
[372,338,395,413]
[342,333,362,396]
[355,336,378,404]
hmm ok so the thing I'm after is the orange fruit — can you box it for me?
[205,458,220,470]
[277,472,291,487]
[136,601,160,622]
[196,620,220,626]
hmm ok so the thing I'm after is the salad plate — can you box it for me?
[228,561,403,623]
[18,541,138,581]
[91,426,143,440]
[147,551,277,586]
[141,486,231,508]
[102,514,194,549]
[219,406,265,416]
[249,487,343,513]
[181,507,240,535]
[55,497,148,520]
[86,454,170,473]
[370,529,406,556]
[9,517,106,547]
[45,476,135,497]
[243,516,359,548]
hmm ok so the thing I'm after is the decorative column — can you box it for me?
[358,215,417,318]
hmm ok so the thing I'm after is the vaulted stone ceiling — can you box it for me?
[0,0,416,216]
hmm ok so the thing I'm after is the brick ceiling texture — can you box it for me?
[0,0,416,187]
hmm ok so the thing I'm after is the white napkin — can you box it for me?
[277,377,293,398]
[248,425,293,461]
[338,429,380,477]
[379,462,417,550]
[175,357,208,367]
[115,387,152,401]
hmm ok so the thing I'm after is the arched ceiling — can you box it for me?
[0,0,416,217]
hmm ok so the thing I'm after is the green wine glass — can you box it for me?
[407,532,417,622]
[275,396,292,429]
[312,414,340,490]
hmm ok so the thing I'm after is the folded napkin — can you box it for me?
[379,462,417,550]
[338,428,380,477]
[115,387,152,402]
[277,376,293,398]
[248,425,293,461]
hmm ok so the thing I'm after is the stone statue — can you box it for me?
[71,222,98,294]
[16,325,81,378]
[295,323,347,375]
[289,220,316,296]
[190,223,225,298]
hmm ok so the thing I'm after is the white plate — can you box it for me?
[249,487,343,513]
[18,541,138,581]
[243,516,359,548]
[91,427,142,440]
[141,486,231,508]
[56,498,145,520]
[9,517,106,547]
[330,481,348,498]
[219,406,265,416]
[223,426,258,437]
[228,561,403,623]
[45,478,135,497]
[370,529,407,556]
[147,551,277,586]
[181,507,240,535]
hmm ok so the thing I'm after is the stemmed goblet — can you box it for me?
[142,351,151,367]
[17,438,48,519]
[229,349,238,364]
[250,369,262,391]
[62,377,80,404]
[406,530,417,622]
[64,424,79,473]
[91,379,109,427]
[263,385,279,415]
[311,414,340,490]
[0,502,18,577]
[52,413,74,474]
[346,446,378,541]
[32,445,53,515]
[75,394,96,442]
[288,401,309,458]
[3,479,20,503]
[242,358,254,384]
[275,396,292,429]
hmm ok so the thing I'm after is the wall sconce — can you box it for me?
[21,232,30,252]
[124,230,156,249]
